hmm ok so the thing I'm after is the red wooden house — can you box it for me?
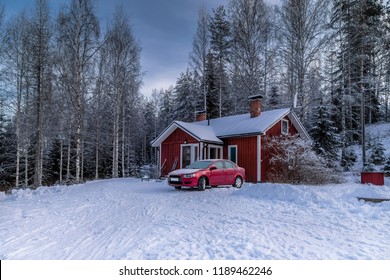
[151,95,310,182]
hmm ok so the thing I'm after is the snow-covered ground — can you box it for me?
[1,177,390,260]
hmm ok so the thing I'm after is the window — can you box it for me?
[181,144,199,168]
[224,161,235,169]
[214,161,224,169]
[228,145,238,164]
[207,145,223,159]
[281,119,289,135]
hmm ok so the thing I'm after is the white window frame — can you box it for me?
[207,144,223,159]
[281,119,289,135]
[180,144,199,168]
[228,145,238,164]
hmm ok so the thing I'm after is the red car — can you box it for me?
[167,159,246,191]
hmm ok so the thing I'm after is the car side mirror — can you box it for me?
[210,166,217,171]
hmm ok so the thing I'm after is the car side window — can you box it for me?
[224,161,235,169]
[214,161,224,169]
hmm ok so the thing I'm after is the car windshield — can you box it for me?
[185,160,213,169]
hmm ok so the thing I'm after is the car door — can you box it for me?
[208,161,225,186]
[223,161,236,185]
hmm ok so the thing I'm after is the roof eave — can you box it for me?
[217,132,263,139]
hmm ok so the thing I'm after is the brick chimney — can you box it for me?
[196,110,207,122]
[249,94,263,118]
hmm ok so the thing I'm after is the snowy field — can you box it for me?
[1,177,390,260]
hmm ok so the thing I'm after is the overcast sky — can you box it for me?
[4,0,229,97]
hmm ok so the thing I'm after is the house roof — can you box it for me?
[151,108,310,147]
[175,121,224,144]
[196,108,291,138]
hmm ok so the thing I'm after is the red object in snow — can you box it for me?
[361,172,384,186]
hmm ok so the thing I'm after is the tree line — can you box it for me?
[0,0,143,190]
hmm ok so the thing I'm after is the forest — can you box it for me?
[0,0,390,191]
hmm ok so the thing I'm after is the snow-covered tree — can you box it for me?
[57,0,100,183]
[229,0,272,109]
[309,101,339,165]
[174,69,200,122]
[369,137,386,165]
[209,5,231,117]
[277,0,330,120]
[384,155,390,175]
[340,147,357,171]
[190,6,209,112]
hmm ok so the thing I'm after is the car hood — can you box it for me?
[169,169,200,176]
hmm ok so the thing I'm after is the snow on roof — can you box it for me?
[174,121,223,144]
[196,108,291,137]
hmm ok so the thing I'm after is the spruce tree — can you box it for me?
[209,5,231,117]
[384,156,390,175]
[310,101,339,165]
[369,137,385,165]
[205,51,219,119]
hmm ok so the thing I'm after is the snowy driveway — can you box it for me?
[1,178,390,259]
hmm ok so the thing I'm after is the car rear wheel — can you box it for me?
[198,177,206,191]
[233,176,243,188]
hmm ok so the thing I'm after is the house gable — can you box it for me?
[151,121,222,148]
[160,127,199,173]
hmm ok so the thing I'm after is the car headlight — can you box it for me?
[183,173,195,178]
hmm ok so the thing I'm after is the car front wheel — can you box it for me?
[198,176,206,191]
[233,176,243,188]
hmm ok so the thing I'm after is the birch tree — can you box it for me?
[103,7,141,178]
[278,0,330,120]
[29,0,53,188]
[190,6,209,112]
[57,0,100,183]
[229,0,273,113]
[4,11,31,188]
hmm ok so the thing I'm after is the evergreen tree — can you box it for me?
[310,101,339,165]
[205,51,219,119]
[268,85,281,110]
[369,137,385,165]
[384,155,390,175]
[174,69,198,122]
[157,87,175,131]
[0,107,16,191]
[209,5,231,117]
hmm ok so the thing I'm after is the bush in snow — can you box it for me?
[264,135,342,185]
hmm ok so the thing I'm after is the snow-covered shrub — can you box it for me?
[264,135,342,185]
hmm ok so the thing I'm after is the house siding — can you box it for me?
[261,116,298,182]
[161,128,198,176]
[223,136,258,183]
